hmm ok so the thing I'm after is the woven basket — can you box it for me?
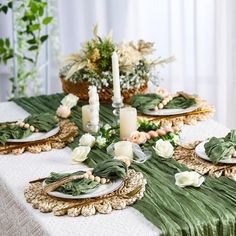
[60,77,148,104]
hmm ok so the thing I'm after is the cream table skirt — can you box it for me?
[0,102,228,236]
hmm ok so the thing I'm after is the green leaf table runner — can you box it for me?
[14,94,236,236]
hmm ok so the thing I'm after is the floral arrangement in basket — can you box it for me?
[59,26,174,103]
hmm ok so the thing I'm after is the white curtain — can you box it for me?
[1,0,236,128]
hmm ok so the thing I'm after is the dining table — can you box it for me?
[0,97,231,236]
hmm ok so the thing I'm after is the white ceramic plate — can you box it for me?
[195,141,236,164]
[143,105,198,116]
[43,170,123,200]
[7,126,60,143]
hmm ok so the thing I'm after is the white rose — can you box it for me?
[96,136,107,148]
[56,105,71,118]
[175,171,205,188]
[61,94,79,109]
[72,146,91,162]
[79,133,96,147]
[153,139,174,158]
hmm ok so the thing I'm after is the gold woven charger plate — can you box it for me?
[0,120,78,155]
[24,169,146,217]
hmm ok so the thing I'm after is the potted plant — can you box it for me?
[59,26,173,103]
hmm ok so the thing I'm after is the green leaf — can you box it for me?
[42,16,53,25]
[28,45,38,51]
[38,6,44,16]
[5,38,10,48]
[8,1,12,8]
[1,5,8,14]
[29,24,40,31]
[27,38,36,44]
[40,35,48,43]
[0,39,3,47]
[23,56,34,63]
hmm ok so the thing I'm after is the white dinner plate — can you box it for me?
[7,126,60,143]
[195,141,236,164]
[43,171,123,199]
[143,105,198,116]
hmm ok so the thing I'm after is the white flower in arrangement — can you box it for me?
[96,136,107,148]
[172,133,181,145]
[153,139,174,158]
[104,124,111,131]
[175,171,205,188]
[56,105,71,118]
[61,94,79,109]
[72,146,91,163]
[79,133,96,147]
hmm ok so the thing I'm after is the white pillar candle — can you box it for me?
[120,107,137,140]
[82,105,90,132]
[114,141,133,160]
[112,52,121,101]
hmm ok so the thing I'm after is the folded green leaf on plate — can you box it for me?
[204,130,236,164]
[164,95,196,109]
[0,125,32,145]
[23,113,58,132]
[131,93,162,113]
[44,159,127,196]
[45,171,100,196]
[131,93,196,113]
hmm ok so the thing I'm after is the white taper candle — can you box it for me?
[112,51,121,101]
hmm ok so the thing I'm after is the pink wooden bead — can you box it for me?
[157,129,167,136]
[164,127,174,133]
[145,133,151,139]
[148,130,158,138]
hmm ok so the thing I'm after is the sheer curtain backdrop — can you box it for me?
[0,0,236,128]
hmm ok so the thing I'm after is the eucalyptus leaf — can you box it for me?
[42,16,53,25]
[28,45,38,51]
[40,35,48,43]
[30,24,40,31]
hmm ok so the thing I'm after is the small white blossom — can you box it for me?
[96,136,107,148]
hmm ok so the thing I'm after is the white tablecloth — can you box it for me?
[0,102,229,236]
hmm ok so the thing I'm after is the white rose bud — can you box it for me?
[61,94,79,109]
[175,171,205,188]
[72,146,91,163]
[56,105,71,118]
[79,133,96,147]
[153,139,174,158]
